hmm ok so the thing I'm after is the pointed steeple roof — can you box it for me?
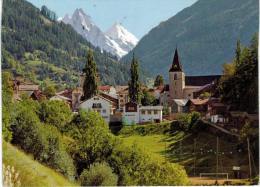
[169,48,183,72]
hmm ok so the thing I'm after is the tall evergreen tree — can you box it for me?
[219,34,258,113]
[235,40,241,67]
[82,49,98,100]
[154,75,164,87]
[128,54,141,103]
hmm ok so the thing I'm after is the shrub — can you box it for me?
[38,100,72,132]
[176,112,201,132]
[67,110,117,174]
[10,102,75,180]
[80,162,118,186]
[43,125,75,180]
[2,71,14,142]
[108,143,189,186]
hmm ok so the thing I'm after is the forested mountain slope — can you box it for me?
[122,0,258,79]
[2,0,130,87]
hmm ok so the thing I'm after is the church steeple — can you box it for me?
[169,48,182,72]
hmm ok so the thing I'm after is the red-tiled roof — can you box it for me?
[57,89,73,100]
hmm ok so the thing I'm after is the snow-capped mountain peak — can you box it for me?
[62,9,138,58]
[106,23,138,47]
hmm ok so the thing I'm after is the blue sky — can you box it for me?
[27,0,196,39]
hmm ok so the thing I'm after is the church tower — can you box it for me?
[169,48,185,100]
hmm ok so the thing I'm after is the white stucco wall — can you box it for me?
[123,112,139,125]
[211,115,225,123]
[139,106,163,123]
[79,96,111,123]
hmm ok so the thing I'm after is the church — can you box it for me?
[160,48,221,107]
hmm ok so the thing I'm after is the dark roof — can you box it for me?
[185,75,221,86]
[30,90,45,100]
[99,92,118,105]
[169,48,183,72]
[59,89,73,100]
[161,84,169,93]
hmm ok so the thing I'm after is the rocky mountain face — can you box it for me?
[62,9,138,58]
[122,0,258,79]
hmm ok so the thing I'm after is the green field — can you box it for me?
[3,141,78,187]
[119,124,251,178]
[120,134,170,162]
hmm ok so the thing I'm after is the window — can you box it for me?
[141,110,145,114]
[120,99,124,103]
[92,103,102,108]
[97,109,101,113]
[102,109,106,113]
[94,97,99,100]
[128,107,135,111]
[120,95,123,97]
[148,110,152,115]
[154,110,158,114]
[174,74,177,80]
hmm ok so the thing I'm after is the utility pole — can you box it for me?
[216,136,219,183]
[180,139,183,156]
[247,137,252,181]
[165,141,167,162]
[193,138,197,177]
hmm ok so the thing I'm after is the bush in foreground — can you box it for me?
[80,162,118,186]
[10,101,75,180]
[108,143,189,185]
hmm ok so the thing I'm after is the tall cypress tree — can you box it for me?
[128,54,141,103]
[235,40,241,67]
[82,49,98,100]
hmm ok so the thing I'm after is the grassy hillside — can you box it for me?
[3,141,78,187]
[122,0,258,79]
[119,123,252,178]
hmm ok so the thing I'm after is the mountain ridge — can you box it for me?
[122,0,258,79]
[2,0,131,87]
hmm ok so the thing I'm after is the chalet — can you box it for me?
[50,88,83,111]
[123,101,139,124]
[187,98,209,114]
[13,79,39,100]
[79,94,115,123]
[50,89,73,106]
[206,98,229,124]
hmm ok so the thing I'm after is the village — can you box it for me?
[11,48,259,136]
